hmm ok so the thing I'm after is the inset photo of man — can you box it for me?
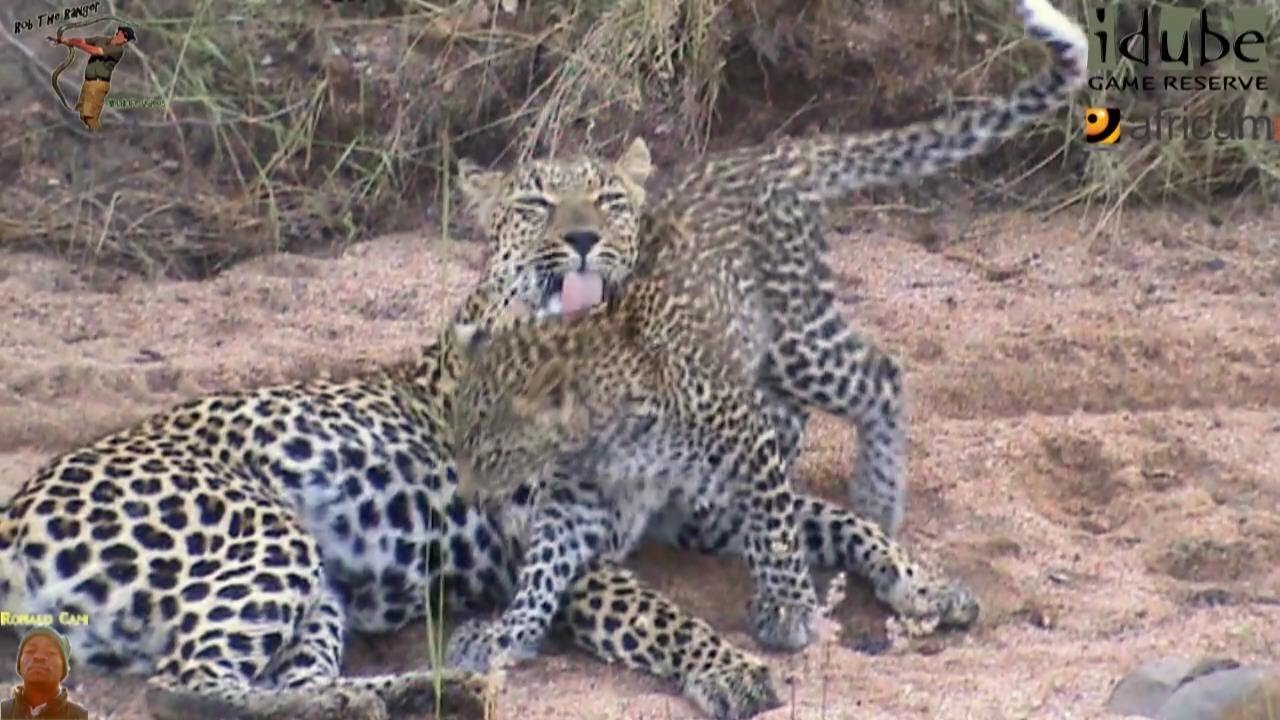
[1,626,89,719]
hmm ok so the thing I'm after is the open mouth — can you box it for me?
[540,270,607,319]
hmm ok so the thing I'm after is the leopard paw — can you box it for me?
[445,618,502,673]
[681,658,783,720]
[882,572,981,634]
[445,618,539,673]
[747,596,818,652]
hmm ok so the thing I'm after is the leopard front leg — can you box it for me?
[794,494,979,631]
[558,563,782,720]
[446,498,612,673]
[732,419,821,652]
[665,490,980,632]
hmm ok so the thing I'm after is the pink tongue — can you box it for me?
[561,271,604,316]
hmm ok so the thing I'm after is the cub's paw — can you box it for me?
[681,658,782,720]
[882,571,981,634]
[747,596,819,652]
[445,618,539,673]
[446,618,502,673]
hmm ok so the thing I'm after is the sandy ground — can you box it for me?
[1,205,1278,720]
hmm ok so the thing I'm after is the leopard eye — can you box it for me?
[596,192,627,205]
[516,196,555,210]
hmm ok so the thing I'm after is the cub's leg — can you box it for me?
[444,470,615,673]
[683,384,822,653]
[750,183,909,537]
[658,490,979,632]
[561,564,782,720]
[761,308,908,538]
[450,563,784,720]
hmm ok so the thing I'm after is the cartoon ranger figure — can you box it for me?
[45,25,136,131]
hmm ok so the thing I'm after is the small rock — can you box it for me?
[1107,656,1241,717]
[1157,666,1280,720]
[914,638,946,656]
[1203,257,1228,272]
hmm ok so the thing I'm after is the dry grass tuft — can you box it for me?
[0,0,1275,278]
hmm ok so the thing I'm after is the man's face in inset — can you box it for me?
[18,636,62,685]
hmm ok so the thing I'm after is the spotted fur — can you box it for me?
[457,0,1089,538]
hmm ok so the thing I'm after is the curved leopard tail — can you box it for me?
[689,0,1088,199]
[817,0,1087,195]
[145,668,491,720]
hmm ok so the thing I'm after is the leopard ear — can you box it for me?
[613,137,652,203]
[456,158,507,231]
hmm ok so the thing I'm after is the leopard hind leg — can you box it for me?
[145,579,485,720]
[142,577,386,720]
[753,187,909,537]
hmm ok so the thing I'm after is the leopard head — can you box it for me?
[456,138,652,321]
[449,321,602,503]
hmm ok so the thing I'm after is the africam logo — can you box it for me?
[1083,107,1122,145]
[1084,106,1280,148]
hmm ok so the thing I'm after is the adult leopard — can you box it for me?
[456,0,1088,540]
[442,0,1086,677]
[0,289,783,720]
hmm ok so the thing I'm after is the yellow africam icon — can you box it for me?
[1084,107,1122,144]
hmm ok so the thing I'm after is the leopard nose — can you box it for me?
[563,230,600,258]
